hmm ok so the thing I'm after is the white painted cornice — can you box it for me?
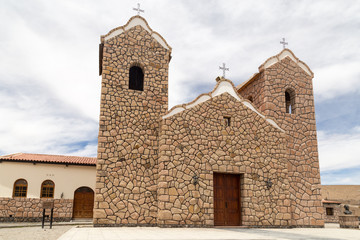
[162,78,284,133]
[101,15,171,51]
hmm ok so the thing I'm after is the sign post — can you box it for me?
[41,201,54,229]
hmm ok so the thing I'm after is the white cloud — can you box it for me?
[314,62,360,101]
[0,78,98,156]
[321,166,360,185]
[1,0,360,174]
[69,143,98,158]
[318,128,360,172]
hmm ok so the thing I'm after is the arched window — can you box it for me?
[13,179,27,198]
[247,96,253,102]
[41,180,55,198]
[129,66,144,91]
[285,89,295,114]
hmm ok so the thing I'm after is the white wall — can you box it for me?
[0,161,96,199]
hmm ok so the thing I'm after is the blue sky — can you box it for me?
[0,0,359,185]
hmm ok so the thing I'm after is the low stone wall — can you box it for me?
[339,216,359,229]
[323,204,341,223]
[0,197,73,222]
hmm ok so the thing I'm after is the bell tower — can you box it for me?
[238,49,324,227]
[94,16,172,226]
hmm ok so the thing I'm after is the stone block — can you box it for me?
[158,210,172,220]
[339,216,359,229]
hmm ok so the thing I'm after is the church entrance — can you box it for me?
[72,187,94,219]
[213,173,241,226]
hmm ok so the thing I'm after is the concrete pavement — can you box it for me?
[0,220,92,228]
[58,224,360,240]
[0,222,359,240]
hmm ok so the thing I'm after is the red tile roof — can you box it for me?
[0,153,96,166]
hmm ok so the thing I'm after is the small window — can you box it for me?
[247,96,253,102]
[285,89,295,114]
[129,66,144,91]
[41,180,55,198]
[13,179,27,198]
[224,117,231,126]
[326,207,334,216]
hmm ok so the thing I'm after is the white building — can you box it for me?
[0,153,96,221]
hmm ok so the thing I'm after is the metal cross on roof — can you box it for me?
[133,3,144,15]
[280,38,288,49]
[219,63,229,78]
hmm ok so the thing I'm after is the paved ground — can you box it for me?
[57,226,360,240]
[0,221,92,229]
[0,221,91,240]
[0,225,73,240]
[0,223,359,240]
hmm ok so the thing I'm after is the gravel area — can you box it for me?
[0,225,73,240]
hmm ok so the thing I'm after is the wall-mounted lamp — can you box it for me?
[265,178,273,189]
[192,174,199,185]
[60,192,64,199]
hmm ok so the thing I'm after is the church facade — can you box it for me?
[94,16,324,227]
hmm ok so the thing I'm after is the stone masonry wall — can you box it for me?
[94,23,170,226]
[323,204,341,223]
[158,93,291,227]
[0,197,72,222]
[238,54,324,227]
[240,73,265,108]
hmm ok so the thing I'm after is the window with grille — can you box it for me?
[326,207,334,216]
[13,179,27,197]
[41,180,55,198]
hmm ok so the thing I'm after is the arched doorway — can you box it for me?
[72,187,94,219]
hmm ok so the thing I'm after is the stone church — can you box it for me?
[94,15,324,227]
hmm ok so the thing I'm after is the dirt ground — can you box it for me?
[0,225,73,240]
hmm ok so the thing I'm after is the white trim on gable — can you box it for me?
[260,49,313,77]
[212,81,241,101]
[162,80,285,133]
[103,17,170,50]
[162,106,186,119]
[124,17,151,33]
[186,95,211,109]
[152,33,169,50]
[263,57,278,69]
[105,29,123,41]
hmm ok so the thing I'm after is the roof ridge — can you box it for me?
[258,48,313,77]
[20,153,96,158]
[236,73,259,91]
[162,78,285,133]
[3,152,97,159]
[0,152,23,159]
[100,15,171,51]
[0,153,97,166]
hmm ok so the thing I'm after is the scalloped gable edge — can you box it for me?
[162,79,285,133]
[101,15,172,51]
[259,49,313,77]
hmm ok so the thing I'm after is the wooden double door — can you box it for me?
[72,187,94,219]
[214,173,241,226]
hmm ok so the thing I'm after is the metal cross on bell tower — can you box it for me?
[280,38,288,49]
[133,3,144,15]
[219,63,229,78]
